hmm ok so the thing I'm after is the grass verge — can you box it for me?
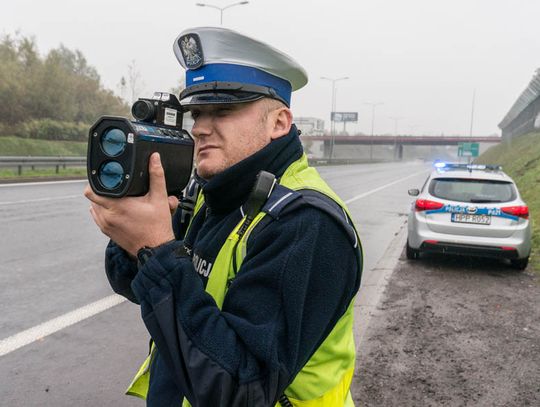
[0,136,87,156]
[0,167,86,180]
[476,131,540,274]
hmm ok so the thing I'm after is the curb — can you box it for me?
[354,220,408,350]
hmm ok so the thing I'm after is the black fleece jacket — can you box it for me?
[104,127,361,406]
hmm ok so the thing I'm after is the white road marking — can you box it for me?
[0,179,87,188]
[0,194,81,206]
[344,169,428,205]
[0,295,126,357]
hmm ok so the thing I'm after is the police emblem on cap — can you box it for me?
[178,34,204,69]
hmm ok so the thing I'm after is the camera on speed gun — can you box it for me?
[87,92,194,198]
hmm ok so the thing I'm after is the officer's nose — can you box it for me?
[190,115,212,139]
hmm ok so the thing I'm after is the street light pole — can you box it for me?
[321,76,349,161]
[364,102,383,161]
[469,88,476,138]
[196,1,249,25]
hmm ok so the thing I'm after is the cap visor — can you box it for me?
[180,91,265,106]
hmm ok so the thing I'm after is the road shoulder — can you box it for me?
[352,244,540,406]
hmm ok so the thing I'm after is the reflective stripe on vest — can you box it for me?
[126,154,361,406]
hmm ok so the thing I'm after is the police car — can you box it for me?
[407,162,531,270]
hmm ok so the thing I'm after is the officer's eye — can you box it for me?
[190,110,201,120]
[215,108,232,117]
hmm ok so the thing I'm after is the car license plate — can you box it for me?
[451,213,491,225]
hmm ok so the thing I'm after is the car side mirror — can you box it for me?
[408,188,420,196]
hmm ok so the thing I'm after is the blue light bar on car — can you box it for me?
[433,162,503,172]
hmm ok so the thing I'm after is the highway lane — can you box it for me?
[318,162,428,273]
[0,161,429,406]
[0,180,113,338]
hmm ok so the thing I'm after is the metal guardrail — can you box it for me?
[0,156,86,175]
[0,156,383,176]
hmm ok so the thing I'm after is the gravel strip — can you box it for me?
[353,252,540,407]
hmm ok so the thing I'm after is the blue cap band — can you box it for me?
[185,63,292,105]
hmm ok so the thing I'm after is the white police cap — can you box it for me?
[173,27,308,107]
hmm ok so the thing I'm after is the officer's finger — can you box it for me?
[168,196,179,214]
[89,204,106,233]
[90,202,115,235]
[84,184,112,210]
[148,153,167,199]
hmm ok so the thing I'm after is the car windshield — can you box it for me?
[429,178,516,203]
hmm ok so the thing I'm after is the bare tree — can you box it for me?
[127,59,145,104]
[169,72,186,97]
[117,75,127,101]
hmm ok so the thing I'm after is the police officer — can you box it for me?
[85,27,362,406]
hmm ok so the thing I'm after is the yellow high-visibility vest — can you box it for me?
[127,154,361,406]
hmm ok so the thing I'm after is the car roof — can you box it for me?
[429,166,513,182]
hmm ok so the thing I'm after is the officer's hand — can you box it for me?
[84,153,178,256]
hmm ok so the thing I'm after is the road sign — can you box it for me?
[458,142,479,157]
[331,112,358,122]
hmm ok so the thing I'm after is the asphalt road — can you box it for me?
[0,161,429,406]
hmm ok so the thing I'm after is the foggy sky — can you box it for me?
[2,0,539,136]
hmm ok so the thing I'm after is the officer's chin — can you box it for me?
[195,161,220,181]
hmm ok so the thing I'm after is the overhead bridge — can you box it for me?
[299,135,502,160]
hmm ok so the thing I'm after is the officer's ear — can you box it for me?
[268,105,293,140]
